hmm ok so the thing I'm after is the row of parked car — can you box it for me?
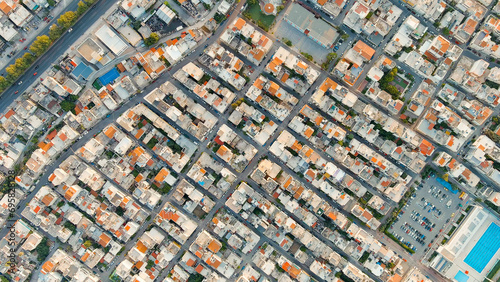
[392,233,418,252]
[400,222,426,246]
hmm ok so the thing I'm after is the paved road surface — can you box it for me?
[0,1,458,281]
[0,0,120,114]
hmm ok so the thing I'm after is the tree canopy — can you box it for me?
[76,1,88,16]
[57,11,77,29]
[30,35,51,56]
[144,33,159,46]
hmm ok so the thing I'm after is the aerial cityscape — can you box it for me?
[0,0,500,281]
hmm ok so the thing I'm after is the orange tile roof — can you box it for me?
[117,63,126,73]
[304,127,314,138]
[463,18,478,34]
[353,40,375,60]
[104,127,117,139]
[99,233,111,247]
[38,141,47,149]
[42,142,53,152]
[136,241,148,253]
[195,264,204,273]
[4,109,15,119]
[281,73,289,83]
[48,173,56,182]
[41,261,54,274]
[297,61,308,70]
[0,2,12,14]
[419,139,434,156]
[41,194,54,206]
[171,212,180,222]
[81,252,90,262]
[65,187,78,200]
[448,159,457,169]
[186,258,196,267]
[47,130,58,140]
[206,255,222,268]
[252,49,265,61]
[253,78,264,90]
[435,36,450,53]
[234,18,246,30]
[207,239,222,253]
[319,77,337,92]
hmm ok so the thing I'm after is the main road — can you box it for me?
[0,0,120,113]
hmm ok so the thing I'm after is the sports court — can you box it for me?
[99,68,120,86]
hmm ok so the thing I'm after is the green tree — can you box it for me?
[144,32,159,46]
[187,274,204,282]
[0,76,8,90]
[5,64,21,78]
[390,67,398,76]
[60,100,76,112]
[214,12,226,24]
[14,57,29,70]
[57,11,77,29]
[34,238,50,262]
[115,206,125,216]
[22,52,34,65]
[247,0,257,5]
[30,35,51,56]
[49,24,64,41]
[47,0,55,6]
[76,1,88,16]
[83,240,92,248]
[327,52,337,61]
[146,260,155,269]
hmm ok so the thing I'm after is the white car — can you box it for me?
[68,28,73,32]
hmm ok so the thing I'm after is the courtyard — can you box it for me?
[244,2,276,31]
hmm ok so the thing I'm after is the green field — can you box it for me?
[245,3,275,30]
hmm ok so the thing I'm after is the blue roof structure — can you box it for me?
[437,177,458,194]
[454,271,469,282]
[71,62,94,80]
[464,223,500,273]
[98,68,120,86]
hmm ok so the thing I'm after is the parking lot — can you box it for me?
[389,176,462,256]
[146,16,183,34]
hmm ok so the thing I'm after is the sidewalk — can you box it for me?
[0,0,80,71]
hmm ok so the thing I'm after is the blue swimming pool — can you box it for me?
[454,271,469,282]
[464,223,500,273]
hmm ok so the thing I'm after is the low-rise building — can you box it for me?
[284,3,339,48]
